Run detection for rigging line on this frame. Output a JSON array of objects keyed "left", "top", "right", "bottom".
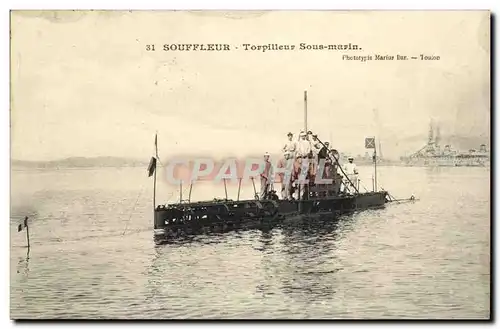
[
  {"left": 178, "top": 183, "right": 192, "bottom": 202},
  {"left": 314, "top": 135, "right": 359, "bottom": 194},
  {"left": 156, "top": 156, "right": 164, "bottom": 167},
  {"left": 359, "top": 181, "right": 369, "bottom": 192},
  {"left": 122, "top": 184, "right": 146, "bottom": 236},
  {"left": 380, "top": 187, "right": 400, "bottom": 203},
  {"left": 164, "top": 191, "right": 175, "bottom": 203}
]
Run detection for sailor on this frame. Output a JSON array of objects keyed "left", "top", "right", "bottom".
[
  {"left": 282, "top": 132, "right": 297, "bottom": 159},
  {"left": 343, "top": 157, "right": 358, "bottom": 193},
  {"left": 279, "top": 132, "right": 297, "bottom": 200},
  {"left": 305, "top": 133, "right": 321, "bottom": 181},
  {"left": 291, "top": 154, "right": 304, "bottom": 199},
  {"left": 329, "top": 149, "right": 343, "bottom": 192},
  {"left": 318, "top": 141, "right": 331, "bottom": 179},
  {"left": 297, "top": 131, "right": 312, "bottom": 159},
  {"left": 296, "top": 132, "right": 312, "bottom": 194},
  {"left": 311, "top": 133, "right": 322, "bottom": 158},
  {"left": 277, "top": 152, "right": 294, "bottom": 200},
  {"left": 260, "top": 152, "right": 273, "bottom": 199},
  {"left": 317, "top": 141, "right": 329, "bottom": 161}
]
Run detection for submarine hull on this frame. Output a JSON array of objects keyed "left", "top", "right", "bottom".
[{"left": 153, "top": 191, "right": 388, "bottom": 243}]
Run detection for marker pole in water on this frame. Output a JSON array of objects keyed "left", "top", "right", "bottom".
[{"left": 24, "top": 216, "right": 30, "bottom": 251}]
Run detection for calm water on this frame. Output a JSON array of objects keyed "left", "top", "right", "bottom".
[{"left": 10, "top": 166, "right": 490, "bottom": 319}]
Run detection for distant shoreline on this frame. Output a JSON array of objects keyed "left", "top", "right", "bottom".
[
  {"left": 10, "top": 156, "right": 149, "bottom": 169},
  {"left": 10, "top": 156, "right": 490, "bottom": 171}
]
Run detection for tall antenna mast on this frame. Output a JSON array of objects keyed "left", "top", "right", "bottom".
[
  {"left": 304, "top": 90, "right": 308, "bottom": 132},
  {"left": 428, "top": 119, "right": 434, "bottom": 145},
  {"left": 153, "top": 133, "right": 158, "bottom": 211},
  {"left": 435, "top": 123, "right": 441, "bottom": 147}
]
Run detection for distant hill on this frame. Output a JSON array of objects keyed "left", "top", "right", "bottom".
[{"left": 11, "top": 156, "right": 150, "bottom": 169}]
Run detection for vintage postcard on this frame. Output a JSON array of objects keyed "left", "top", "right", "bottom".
[{"left": 10, "top": 10, "right": 490, "bottom": 320}]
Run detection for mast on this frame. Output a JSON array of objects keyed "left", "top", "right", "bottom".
[
  {"left": 428, "top": 120, "right": 434, "bottom": 145},
  {"left": 303, "top": 90, "right": 308, "bottom": 203},
  {"left": 374, "top": 139, "right": 378, "bottom": 192},
  {"left": 427, "top": 119, "right": 435, "bottom": 154},
  {"left": 153, "top": 133, "right": 158, "bottom": 211},
  {"left": 304, "top": 90, "right": 308, "bottom": 132},
  {"left": 435, "top": 123, "right": 441, "bottom": 148}
]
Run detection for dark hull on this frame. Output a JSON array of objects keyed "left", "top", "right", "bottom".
[{"left": 153, "top": 191, "right": 388, "bottom": 243}]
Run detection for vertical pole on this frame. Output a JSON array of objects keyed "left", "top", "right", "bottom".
[
  {"left": 237, "top": 177, "right": 242, "bottom": 201},
  {"left": 180, "top": 180, "right": 182, "bottom": 203},
  {"left": 223, "top": 178, "right": 228, "bottom": 200},
  {"left": 374, "top": 139, "right": 378, "bottom": 192},
  {"left": 251, "top": 177, "right": 257, "bottom": 199},
  {"left": 24, "top": 216, "right": 30, "bottom": 250},
  {"left": 304, "top": 90, "right": 308, "bottom": 132},
  {"left": 188, "top": 182, "right": 193, "bottom": 202},
  {"left": 303, "top": 90, "right": 308, "bottom": 207},
  {"left": 298, "top": 183, "right": 302, "bottom": 212},
  {"left": 153, "top": 169, "right": 157, "bottom": 210},
  {"left": 26, "top": 225, "right": 30, "bottom": 250},
  {"left": 153, "top": 133, "right": 158, "bottom": 212}
]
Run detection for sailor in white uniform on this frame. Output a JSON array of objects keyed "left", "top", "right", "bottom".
[
  {"left": 260, "top": 152, "right": 273, "bottom": 199},
  {"left": 342, "top": 157, "right": 358, "bottom": 193},
  {"left": 307, "top": 132, "right": 321, "bottom": 158},
  {"left": 294, "top": 132, "right": 311, "bottom": 199},
  {"left": 297, "top": 131, "right": 312, "bottom": 158},
  {"left": 282, "top": 132, "right": 297, "bottom": 159}
]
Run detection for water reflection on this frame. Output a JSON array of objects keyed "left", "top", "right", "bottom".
[
  {"left": 145, "top": 246, "right": 163, "bottom": 303},
  {"left": 255, "top": 230, "right": 277, "bottom": 298},
  {"left": 256, "top": 215, "right": 360, "bottom": 309},
  {"left": 10, "top": 167, "right": 490, "bottom": 319},
  {"left": 16, "top": 252, "right": 30, "bottom": 278}
]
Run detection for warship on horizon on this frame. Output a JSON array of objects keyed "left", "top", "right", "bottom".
[{"left": 400, "top": 121, "right": 490, "bottom": 167}]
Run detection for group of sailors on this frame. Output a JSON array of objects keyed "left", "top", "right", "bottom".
[{"left": 259, "top": 131, "right": 359, "bottom": 200}]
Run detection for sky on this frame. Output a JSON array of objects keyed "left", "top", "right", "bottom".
[{"left": 10, "top": 10, "right": 490, "bottom": 161}]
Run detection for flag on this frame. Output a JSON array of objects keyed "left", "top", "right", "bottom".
[
  {"left": 147, "top": 157, "right": 157, "bottom": 177},
  {"left": 365, "top": 137, "right": 375, "bottom": 149},
  {"left": 24, "top": 216, "right": 28, "bottom": 228},
  {"left": 17, "top": 224, "right": 22, "bottom": 232}
]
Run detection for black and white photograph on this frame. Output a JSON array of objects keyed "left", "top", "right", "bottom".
[{"left": 9, "top": 10, "right": 491, "bottom": 320}]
